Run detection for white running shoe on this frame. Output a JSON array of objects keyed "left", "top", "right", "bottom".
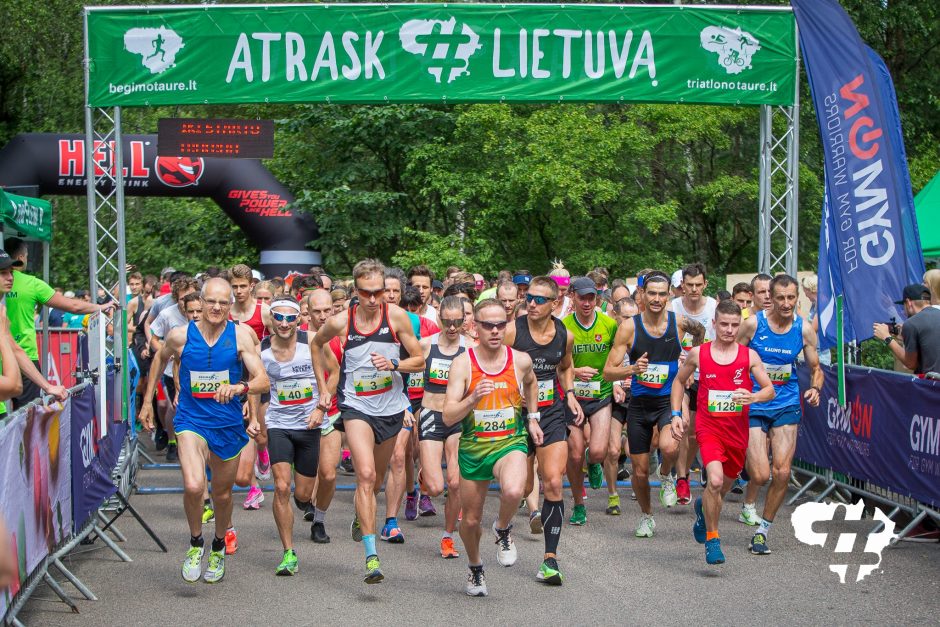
[
  {"left": 659, "top": 476, "right": 678, "bottom": 508},
  {"left": 739, "top": 503, "right": 761, "bottom": 526},
  {"left": 635, "top": 514, "right": 656, "bottom": 538},
  {"left": 466, "top": 567, "right": 488, "bottom": 597},
  {"left": 493, "top": 521, "right": 518, "bottom": 567}
]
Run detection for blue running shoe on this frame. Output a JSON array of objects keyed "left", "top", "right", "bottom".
[
  {"left": 705, "top": 538, "right": 725, "bottom": 565},
  {"left": 381, "top": 520, "right": 405, "bottom": 544},
  {"left": 749, "top": 532, "right": 771, "bottom": 555},
  {"left": 693, "top": 497, "right": 707, "bottom": 544}
]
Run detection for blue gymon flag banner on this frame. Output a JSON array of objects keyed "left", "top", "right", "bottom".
[{"left": 793, "top": 0, "right": 925, "bottom": 350}]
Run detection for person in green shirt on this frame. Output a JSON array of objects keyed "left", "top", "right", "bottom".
[
  {"left": 4, "top": 238, "right": 110, "bottom": 408},
  {"left": 0, "top": 250, "right": 25, "bottom": 415}
]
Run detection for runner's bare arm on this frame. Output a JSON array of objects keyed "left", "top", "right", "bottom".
[
  {"left": 677, "top": 314, "right": 706, "bottom": 345},
  {"left": 557, "top": 331, "right": 576, "bottom": 394},
  {"left": 801, "top": 320, "right": 823, "bottom": 406},
  {"left": 741, "top": 349, "right": 775, "bottom": 405},
  {"left": 502, "top": 320, "right": 516, "bottom": 347},
  {"left": 736, "top": 314, "right": 758, "bottom": 345},
  {"left": 442, "top": 353, "right": 479, "bottom": 426},
  {"left": 310, "top": 311, "right": 348, "bottom": 402},
  {"left": 669, "top": 347, "right": 700, "bottom": 440},
  {"left": 383, "top": 305, "right": 425, "bottom": 374},
  {"left": 138, "top": 326, "right": 185, "bottom": 431},
  {"left": 603, "top": 318, "right": 635, "bottom": 381},
  {"left": 0, "top": 317, "right": 22, "bottom": 401}
]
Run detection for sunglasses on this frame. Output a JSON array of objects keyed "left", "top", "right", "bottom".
[
  {"left": 441, "top": 317, "right": 464, "bottom": 329},
  {"left": 525, "top": 294, "right": 552, "bottom": 305},
  {"left": 272, "top": 312, "right": 299, "bottom": 323},
  {"left": 357, "top": 287, "right": 386, "bottom": 299},
  {"left": 474, "top": 319, "right": 509, "bottom": 331}
]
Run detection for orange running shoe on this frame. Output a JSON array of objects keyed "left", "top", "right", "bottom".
[
  {"left": 440, "top": 537, "right": 459, "bottom": 559},
  {"left": 224, "top": 528, "right": 238, "bottom": 555}
]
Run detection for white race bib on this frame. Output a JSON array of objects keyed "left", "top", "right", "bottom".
[
  {"left": 472, "top": 407, "right": 517, "bottom": 441},
  {"left": 707, "top": 390, "right": 743, "bottom": 416},
  {"left": 353, "top": 369, "right": 393, "bottom": 396},
  {"left": 637, "top": 363, "right": 670, "bottom": 389},
  {"left": 428, "top": 357, "right": 452, "bottom": 385},
  {"left": 574, "top": 380, "right": 601, "bottom": 400},
  {"left": 537, "top": 380, "right": 556, "bottom": 408},
  {"left": 765, "top": 364, "right": 792, "bottom": 385},
  {"left": 276, "top": 378, "right": 313, "bottom": 406},
  {"left": 190, "top": 370, "right": 228, "bottom": 399}
]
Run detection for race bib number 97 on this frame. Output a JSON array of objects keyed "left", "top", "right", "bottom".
[{"left": 190, "top": 370, "right": 228, "bottom": 399}]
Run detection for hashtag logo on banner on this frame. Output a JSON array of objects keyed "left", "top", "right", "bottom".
[
  {"left": 399, "top": 17, "right": 482, "bottom": 84},
  {"left": 415, "top": 23, "right": 473, "bottom": 79},
  {"left": 791, "top": 500, "right": 896, "bottom": 583}
]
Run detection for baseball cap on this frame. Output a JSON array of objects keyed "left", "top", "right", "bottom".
[
  {"left": 0, "top": 250, "right": 23, "bottom": 270},
  {"left": 432, "top": 279, "right": 443, "bottom": 289},
  {"left": 895, "top": 284, "right": 930, "bottom": 304},
  {"left": 570, "top": 276, "right": 598, "bottom": 296},
  {"left": 251, "top": 269, "right": 264, "bottom": 281},
  {"left": 671, "top": 269, "right": 683, "bottom": 288},
  {"left": 512, "top": 273, "right": 532, "bottom": 286}
]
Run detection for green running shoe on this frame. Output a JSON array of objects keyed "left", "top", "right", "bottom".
[
  {"left": 364, "top": 554, "right": 384, "bottom": 584},
  {"left": 203, "top": 549, "right": 225, "bottom": 584},
  {"left": 536, "top": 558, "right": 563, "bottom": 586},
  {"left": 588, "top": 463, "right": 604, "bottom": 489},
  {"left": 181, "top": 545, "right": 204, "bottom": 583},
  {"left": 201, "top": 504, "right": 215, "bottom": 524},
  {"left": 350, "top": 515, "right": 363, "bottom": 542},
  {"left": 276, "top": 549, "right": 298, "bottom": 576},
  {"left": 569, "top": 504, "right": 587, "bottom": 526}
]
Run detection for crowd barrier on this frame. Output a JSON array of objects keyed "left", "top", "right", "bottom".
[
  {"left": 1, "top": 375, "right": 136, "bottom": 626},
  {"left": 793, "top": 365, "right": 940, "bottom": 542}
]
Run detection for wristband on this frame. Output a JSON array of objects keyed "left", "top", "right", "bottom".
[
  {"left": 565, "top": 389, "right": 575, "bottom": 397},
  {"left": 671, "top": 410, "right": 682, "bottom": 418},
  {"left": 527, "top": 412, "right": 541, "bottom": 423}
]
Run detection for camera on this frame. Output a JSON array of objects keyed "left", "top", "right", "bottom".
[{"left": 882, "top": 317, "right": 901, "bottom": 336}]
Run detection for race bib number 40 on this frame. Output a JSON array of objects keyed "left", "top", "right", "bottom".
[
  {"left": 637, "top": 363, "right": 670, "bottom": 389},
  {"left": 574, "top": 380, "right": 601, "bottom": 400},
  {"left": 276, "top": 378, "right": 313, "bottom": 406},
  {"left": 537, "top": 380, "right": 556, "bottom": 408},
  {"left": 428, "top": 358, "right": 452, "bottom": 386},
  {"left": 190, "top": 370, "right": 228, "bottom": 399},
  {"left": 707, "top": 390, "right": 743, "bottom": 417},
  {"left": 473, "top": 407, "right": 517, "bottom": 441},
  {"left": 354, "top": 369, "right": 393, "bottom": 397},
  {"left": 765, "top": 364, "right": 792, "bottom": 385}
]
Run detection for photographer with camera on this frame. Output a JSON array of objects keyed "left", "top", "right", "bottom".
[{"left": 873, "top": 280, "right": 939, "bottom": 376}]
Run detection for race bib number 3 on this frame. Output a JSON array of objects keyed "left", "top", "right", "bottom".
[
  {"left": 765, "top": 364, "right": 792, "bottom": 385},
  {"left": 473, "top": 407, "right": 517, "bottom": 441},
  {"left": 707, "top": 390, "right": 743, "bottom": 417},
  {"left": 354, "top": 370, "right": 393, "bottom": 397},
  {"left": 428, "top": 358, "right": 452, "bottom": 386},
  {"left": 574, "top": 380, "right": 601, "bottom": 400},
  {"left": 537, "top": 380, "right": 556, "bottom": 408},
  {"left": 637, "top": 363, "right": 670, "bottom": 389},
  {"left": 190, "top": 370, "right": 228, "bottom": 399},
  {"left": 276, "top": 378, "right": 313, "bottom": 406}
]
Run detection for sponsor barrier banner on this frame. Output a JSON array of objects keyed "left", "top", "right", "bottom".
[
  {"left": 793, "top": 0, "right": 925, "bottom": 349},
  {"left": 86, "top": 4, "right": 796, "bottom": 107},
  {"left": 0, "top": 403, "right": 72, "bottom": 616},
  {"left": 70, "top": 384, "right": 126, "bottom": 530},
  {"left": 796, "top": 366, "right": 940, "bottom": 509}
]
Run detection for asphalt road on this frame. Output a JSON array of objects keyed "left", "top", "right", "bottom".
[{"left": 18, "top": 453, "right": 940, "bottom": 626}]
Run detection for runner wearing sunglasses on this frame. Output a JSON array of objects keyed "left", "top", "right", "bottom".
[
  {"left": 503, "top": 276, "right": 582, "bottom": 585},
  {"left": 444, "top": 298, "right": 540, "bottom": 596}
]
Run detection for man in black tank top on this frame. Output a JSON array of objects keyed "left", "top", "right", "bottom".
[
  {"left": 503, "top": 276, "right": 582, "bottom": 586},
  {"left": 603, "top": 272, "right": 704, "bottom": 538}
]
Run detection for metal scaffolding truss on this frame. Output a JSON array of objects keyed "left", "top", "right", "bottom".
[{"left": 758, "top": 104, "right": 800, "bottom": 277}]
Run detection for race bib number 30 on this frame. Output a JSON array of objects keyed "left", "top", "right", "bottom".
[
  {"left": 765, "top": 364, "right": 792, "bottom": 385},
  {"left": 276, "top": 378, "right": 313, "bottom": 406},
  {"left": 190, "top": 370, "right": 228, "bottom": 399},
  {"left": 428, "top": 358, "right": 452, "bottom": 386},
  {"left": 473, "top": 407, "right": 517, "bottom": 441},
  {"left": 574, "top": 380, "right": 601, "bottom": 400},
  {"left": 707, "top": 390, "right": 743, "bottom": 417},
  {"left": 354, "top": 370, "right": 393, "bottom": 397},
  {"left": 537, "top": 380, "right": 556, "bottom": 408},
  {"left": 637, "top": 363, "right": 670, "bottom": 389}
]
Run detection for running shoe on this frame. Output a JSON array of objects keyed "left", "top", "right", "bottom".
[
  {"left": 339, "top": 454, "right": 354, "bottom": 475},
  {"left": 364, "top": 555, "right": 384, "bottom": 584},
  {"left": 693, "top": 497, "right": 707, "bottom": 544},
  {"left": 303, "top": 503, "right": 315, "bottom": 522},
  {"left": 700, "top": 466, "right": 708, "bottom": 489},
  {"left": 731, "top": 477, "right": 747, "bottom": 494},
  {"left": 536, "top": 557, "right": 563, "bottom": 586},
  {"left": 275, "top": 549, "right": 298, "bottom": 576},
  {"left": 659, "top": 476, "right": 678, "bottom": 508},
  {"left": 404, "top": 493, "right": 418, "bottom": 521},
  {"left": 529, "top": 510, "right": 543, "bottom": 534},
  {"left": 749, "top": 532, "right": 771, "bottom": 555},
  {"left": 165, "top": 443, "right": 178, "bottom": 462},
  {"left": 617, "top": 460, "right": 631, "bottom": 481},
  {"left": 739, "top": 503, "right": 761, "bottom": 526},
  {"left": 705, "top": 538, "right": 725, "bottom": 565},
  {"left": 492, "top": 521, "right": 517, "bottom": 567},
  {"left": 676, "top": 477, "right": 692, "bottom": 505},
  {"left": 440, "top": 537, "right": 459, "bottom": 559},
  {"left": 255, "top": 448, "right": 272, "bottom": 481},
  {"left": 418, "top": 494, "right": 437, "bottom": 517},
  {"left": 635, "top": 514, "right": 656, "bottom": 538},
  {"left": 154, "top": 429, "right": 168, "bottom": 452},
  {"left": 381, "top": 520, "right": 405, "bottom": 544},
  {"left": 224, "top": 528, "right": 238, "bottom": 555},
  {"left": 201, "top": 503, "right": 215, "bottom": 524},
  {"left": 569, "top": 504, "right": 587, "bottom": 526},
  {"left": 466, "top": 567, "right": 487, "bottom": 597},
  {"left": 350, "top": 515, "right": 363, "bottom": 542},
  {"left": 630, "top": 491, "right": 637, "bottom": 501},
  {"left": 606, "top": 494, "right": 621, "bottom": 516},
  {"left": 203, "top": 549, "right": 225, "bottom": 583},
  {"left": 181, "top": 545, "right": 204, "bottom": 583},
  {"left": 588, "top": 463, "right": 604, "bottom": 489},
  {"left": 243, "top": 485, "right": 264, "bottom": 510},
  {"left": 311, "top": 522, "right": 330, "bottom": 544}
]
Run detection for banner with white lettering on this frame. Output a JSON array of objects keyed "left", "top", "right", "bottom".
[
  {"left": 793, "top": 0, "right": 925, "bottom": 349},
  {"left": 86, "top": 4, "right": 796, "bottom": 107},
  {"left": 70, "top": 384, "right": 125, "bottom": 530},
  {"left": 796, "top": 366, "right": 940, "bottom": 509}
]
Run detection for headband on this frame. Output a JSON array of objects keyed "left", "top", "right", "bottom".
[
  {"left": 270, "top": 298, "right": 301, "bottom": 314},
  {"left": 551, "top": 276, "right": 571, "bottom": 288}
]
